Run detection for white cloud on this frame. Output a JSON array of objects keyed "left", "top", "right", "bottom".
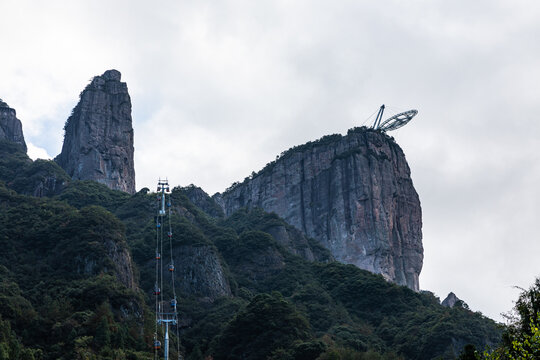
[{"left": 26, "top": 141, "right": 52, "bottom": 160}]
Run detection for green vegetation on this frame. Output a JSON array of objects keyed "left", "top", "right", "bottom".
[
  {"left": 0, "top": 140, "right": 71, "bottom": 197},
  {"left": 0, "top": 140, "right": 32, "bottom": 183},
  {"left": 223, "top": 133, "right": 345, "bottom": 193},
  {"left": 0, "top": 182, "right": 153, "bottom": 359},
  {"left": 451, "top": 279, "right": 540, "bottom": 359},
  {"left": 477, "top": 279, "right": 540, "bottom": 359},
  {"left": 222, "top": 126, "right": 397, "bottom": 194},
  {"left": 0, "top": 143, "right": 506, "bottom": 359},
  {"left": 56, "top": 180, "right": 131, "bottom": 212},
  {"left": 212, "top": 292, "right": 311, "bottom": 360},
  {"left": 178, "top": 185, "right": 224, "bottom": 218},
  {"left": 221, "top": 207, "right": 332, "bottom": 262}
]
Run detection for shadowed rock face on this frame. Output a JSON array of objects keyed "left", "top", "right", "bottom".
[
  {"left": 55, "top": 70, "right": 135, "bottom": 193},
  {"left": 215, "top": 128, "right": 423, "bottom": 291},
  {"left": 0, "top": 100, "right": 27, "bottom": 152},
  {"left": 171, "top": 245, "right": 232, "bottom": 301},
  {"left": 180, "top": 184, "right": 225, "bottom": 218},
  {"left": 105, "top": 237, "right": 136, "bottom": 290}
]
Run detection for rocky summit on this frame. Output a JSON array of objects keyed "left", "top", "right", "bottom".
[
  {"left": 55, "top": 70, "right": 136, "bottom": 193},
  {"left": 0, "top": 99, "right": 27, "bottom": 152},
  {"left": 441, "top": 292, "right": 467, "bottom": 308},
  {"left": 215, "top": 127, "right": 423, "bottom": 291}
]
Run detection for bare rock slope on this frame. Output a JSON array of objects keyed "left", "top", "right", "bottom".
[
  {"left": 215, "top": 127, "right": 423, "bottom": 291},
  {"left": 55, "top": 70, "right": 135, "bottom": 193}
]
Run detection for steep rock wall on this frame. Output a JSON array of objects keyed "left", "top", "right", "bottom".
[
  {"left": 55, "top": 70, "right": 135, "bottom": 193},
  {"left": 0, "top": 99, "right": 27, "bottom": 152},
  {"left": 216, "top": 128, "right": 423, "bottom": 291}
]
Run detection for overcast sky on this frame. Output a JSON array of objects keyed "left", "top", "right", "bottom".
[{"left": 2, "top": 0, "right": 539, "bottom": 322}]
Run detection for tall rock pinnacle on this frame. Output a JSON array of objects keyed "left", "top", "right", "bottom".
[
  {"left": 215, "top": 127, "right": 423, "bottom": 291},
  {"left": 0, "top": 99, "right": 27, "bottom": 152},
  {"left": 55, "top": 70, "right": 135, "bottom": 193}
]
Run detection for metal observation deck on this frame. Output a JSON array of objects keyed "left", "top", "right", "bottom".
[{"left": 371, "top": 104, "right": 418, "bottom": 132}]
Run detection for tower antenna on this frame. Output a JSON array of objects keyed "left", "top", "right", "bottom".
[{"left": 153, "top": 179, "right": 182, "bottom": 360}]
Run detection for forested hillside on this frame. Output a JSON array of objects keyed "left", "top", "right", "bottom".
[{"left": 0, "top": 142, "right": 502, "bottom": 359}]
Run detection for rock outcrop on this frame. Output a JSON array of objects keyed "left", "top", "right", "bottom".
[
  {"left": 441, "top": 292, "right": 468, "bottom": 309},
  {"left": 55, "top": 70, "right": 135, "bottom": 193},
  {"left": 224, "top": 207, "right": 333, "bottom": 263},
  {"left": 0, "top": 137, "right": 70, "bottom": 197},
  {"left": 180, "top": 184, "right": 225, "bottom": 218},
  {"left": 18, "top": 160, "right": 70, "bottom": 197},
  {"left": 442, "top": 292, "right": 459, "bottom": 308},
  {"left": 265, "top": 221, "right": 330, "bottom": 262},
  {"left": 0, "top": 99, "right": 27, "bottom": 152},
  {"left": 171, "top": 245, "right": 232, "bottom": 301},
  {"left": 215, "top": 127, "right": 423, "bottom": 291},
  {"left": 105, "top": 237, "right": 136, "bottom": 290},
  {"left": 67, "top": 207, "right": 136, "bottom": 290}
]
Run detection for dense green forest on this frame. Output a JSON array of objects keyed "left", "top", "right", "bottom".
[{"left": 0, "top": 140, "right": 517, "bottom": 359}]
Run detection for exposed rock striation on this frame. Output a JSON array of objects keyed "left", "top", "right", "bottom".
[
  {"left": 55, "top": 70, "right": 135, "bottom": 193},
  {"left": 0, "top": 99, "right": 27, "bottom": 152},
  {"left": 215, "top": 127, "right": 423, "bottom": 291}
]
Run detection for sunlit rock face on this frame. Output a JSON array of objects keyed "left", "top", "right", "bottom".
[
  {"left": 215, "top": 128, "right": 423, "bottom": 291},
  {"left": 55, "top": 69, "right": 135, "bottom": 194},
  {"left": 0, "top": 99, "right": 27, "bottom": 152}
]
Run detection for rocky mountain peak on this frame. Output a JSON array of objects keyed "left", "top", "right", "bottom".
[
  {"left": 441, "top": 292, "right": 469, "bottom": 308},
  {"left": 102, "top": 69, "right": 121, "bottom": 81},
  {"left": 216, "top": 127, "right": 423, "bottom": 291},
  {"left": 55, "top": 70, "right": 136, "bottom": 193},
  {"left": 0, "top": 99, "right": 27, "bottom": 152}
]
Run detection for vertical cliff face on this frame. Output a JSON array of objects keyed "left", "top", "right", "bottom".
[
  {"left": 216, "top": 127, "right": 423, "bottom": 291},
  {"left": 0, "top": 99, "right": 27, "bottom": 152},
  {"left": 55, "top": 70, "right": 135, "bottom": 193}
]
